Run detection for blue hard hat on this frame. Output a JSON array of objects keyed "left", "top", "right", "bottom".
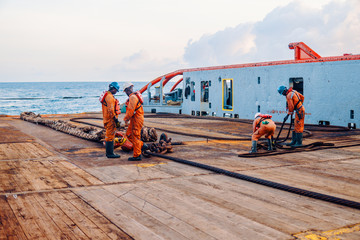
[
  {"left": 277, "top": 86, "right": 287, "bottom": 95},
  {"left": 109, "top": 82, "right": 120, "bottom": 91}
]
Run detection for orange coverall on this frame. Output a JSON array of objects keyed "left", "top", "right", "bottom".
[
  {"left": 124, "top": 93, "right": 144, "bottom": 157},
  {"left": 252, "top": 118, "right": 276, "bottom": 141},
  {"left": 102, "top": 91, "right": 118, "bottom": 142},
  {"left": 286, "top": 90, "right": 305, "bottom": 133}
]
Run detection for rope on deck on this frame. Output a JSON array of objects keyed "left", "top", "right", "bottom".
[
  {"left": 20, "top": 112, "right": 104, "bottom": 142},
  {"left": 148, "top": 151, "right": 360, "bottom": 210}
]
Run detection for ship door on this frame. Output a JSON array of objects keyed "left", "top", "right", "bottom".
[
  {"left": 289, "top": 77, "right": 303, "bottom": 95},
  {"left": 222, "top": 79, "right": 233, "bottom": 111},
  {"left": 200, "top": 81, "right": 210, "bottom": 116}
]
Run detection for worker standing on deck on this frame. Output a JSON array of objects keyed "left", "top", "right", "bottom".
[
  {"left": 278, "top": 86, "right": 305, "bottom": 147},
  {"left": 123, "top": 83, "right": 147, "bottom": 161},
  {"left": 100, "top": 82, "right": 121, "bottom": 158},
  {"left": 250, "top": 113, "right": 276, "bottom": 153}
]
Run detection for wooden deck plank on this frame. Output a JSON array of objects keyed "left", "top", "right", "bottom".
[
  {"left": 126, "top": 180, "right": 288, "bottom": 240},
  {"left": 240, "top": 163, "right": 360, "bottom": 201},
  {"left": 0, "top": 159, "right": 103, "bottom": 194},
  {"left": 101, "top": 181, "right": 280, "bottom": 239},
  {"left": 157, "top": 175, "right": 307, "bottom": 234},
  {"left": 47, "top": 191, "right": 113, "bottom": 239},
  {"left": 86, "top": 161, "right": 211, "bottom": 185},
  {"left": 0, "top": 143, "right": 53, "bottom": 161},
  {"left": 201, "top": 174, "right": 360, "bottom": 223},
  {"left": 0, "top": 195, "right": 27, "bottom": 240},
  {"left": 82, "top": 188, "right": 191, "bottom": 239},
  {"left": 41, "top": 160, "right": 102, "bottom": 188},
  {"left": 23, "top": 193, "right": 66, "bottom": 240},
  {"left": 34, "top": 192, "right": 87, "bottom": 240},
  {"left": 57, "top": 160, "right": 103, "bottom": 186},
  {"left": 20, "top": 161, "right": 57, "bottom": 191},
  {"left": 162, "top": 174, "right": 356, "bottom": 234},
  {"left": 86, "top": 163, "right": 175, "bottom": 184},
  {"left": 7, "top": 194, "right": 48, "bottom": 239},
  {"left": 64, "top": 191, "right": 132, "bottom": 240},
  {"left": 37, "top": 160, "right": 74, "bottom": 189},
  {"left": 2, "top": 115, "right": 360, "bottom": 239},
  {"left": 0, "top": 161, "right": 18, "bottom": 193},
  {"left": 8, "top": 161, "right": 34, "bottom": 193},
  {"left": 103, "top": 184, "right": 217, "bottom": 240},
  {"left": 75, "top": 188, "right": 167, "bottom": 240}
]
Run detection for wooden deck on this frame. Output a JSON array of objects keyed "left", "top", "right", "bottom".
[{"left": 1, "top": 113, "right": 360, "bottom": 239}]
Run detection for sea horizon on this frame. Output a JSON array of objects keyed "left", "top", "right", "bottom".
[{"left": 0, "top": 81, "right": 175, "bottom": 115}]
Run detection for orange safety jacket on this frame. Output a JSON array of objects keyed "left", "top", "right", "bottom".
[
  {"left": 124, "top": 92, "right": 144, "bottom": 121},
  {"left": 254, "top": 114, "right": 272, "bottom": 131},
  {"left": 124, "top": 92, "right": 144, "bottom": 157},
  {"left": 286, "top": 88, "right": 304, "bottom": 117},
  {"left": 101, "top": 91, "right": 120, "bottom": 124}
]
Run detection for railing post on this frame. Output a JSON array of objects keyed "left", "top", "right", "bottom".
[
  {"left": 160, "top": 76, "right": 165, "bottom": 105},
  {"left": 147, "top": 82, "right": 152, "bottom": 105}
]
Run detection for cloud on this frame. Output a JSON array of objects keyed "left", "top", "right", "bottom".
[
  {"left": 183, "top": 24, "right": 256, "bottom": 67},
  {"left": 102, "top": 50, "right": 183, "bottom": 82},
  {"left": 183, "top": 0, "right": 360, "bottom": 67}
]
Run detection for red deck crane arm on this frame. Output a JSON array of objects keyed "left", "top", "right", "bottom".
[{"left": 288, "top": 42, "right": 321, "bottom": 60}]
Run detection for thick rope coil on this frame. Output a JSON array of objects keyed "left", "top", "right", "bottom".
[{"left": 20, "top": 112, "right": 104, "bottom": 142}]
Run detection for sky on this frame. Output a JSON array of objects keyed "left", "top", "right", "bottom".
[{"left": 0, "top": 0, "right": 359, "bottom": 82}]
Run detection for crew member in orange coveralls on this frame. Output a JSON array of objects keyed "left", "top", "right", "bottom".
[
  {"left": 100, "top": 82, "right": 121, "bottom": 158},
  {"left": 123, "top": 83, "right": 147, "bottom": 161},
  {"left": 278, "top": 85, "right": 305, "bottom": 147},
  {"left": 250, "top": 113, "right": 276, "bottom": 153}
]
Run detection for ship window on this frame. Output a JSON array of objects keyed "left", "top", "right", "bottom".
[
  {"left": 201, "top": 81, "right": 209, "bottom": 102},
  {"left": 289, "top": 77, "right": 304, "bottom": 95},
  {"left": 190, "top": 81, "right": 195, "bottom": 101},
  {"left": 184, "top": 77, "right": 191, "bottom": 99},
  {"left": 258, "top": 77, "right": 260, "bottom": 84},
  {"left": 258, "top": 105, "right": 260, "bottom": 112},
  {"left": 350, "top": 110, "right": 354, "bottom": 119},
  {"left": 222, "top": 79, "right": 233, "bottom": 111}
]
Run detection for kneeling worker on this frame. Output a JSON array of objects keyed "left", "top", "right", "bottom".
[
  {"left": 123, "top": 82, "right": 146, "bottom": 161},
  {"left": 250, "top": 113, "right": 276, "bottom": 153},
  {"left": 100, "top": 82, "right": 121, "bottom": 158}
]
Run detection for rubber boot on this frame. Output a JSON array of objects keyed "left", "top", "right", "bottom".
[
  {"left": 128, "top": 155, "right": 142, "bottom": 161},
  {"left": 249, "top": 140, "right": 257, "bottom": 153},
  {"left": 267, "top": 139, "right": 273, "bottom": 151},
  {"left": 286, "top": 131, "right": 296, "bottom": 146},
  {"left": 292, "top": 133, "right": 303, "bottom": 147},
  {"left": 105, "top": 141, "right": 120, "bottom": 158}
]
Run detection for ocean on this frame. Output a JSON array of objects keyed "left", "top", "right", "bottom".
[{"left": 0, "top": 82, "right": 174, "bottom": 115}]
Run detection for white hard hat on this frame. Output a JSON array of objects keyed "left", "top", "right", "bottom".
[
  {"left": 254, "top": 112, "right": 261, "bottom": 119},
  {"left": 123, "top": 82, "right": 134, "bottom": 92}
]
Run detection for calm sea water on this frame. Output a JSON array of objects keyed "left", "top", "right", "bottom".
[{"left": 0, "top": 82, "right": 174, "bottom": 115}]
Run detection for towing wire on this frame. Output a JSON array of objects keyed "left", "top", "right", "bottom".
[
  {"left": 69, "top": 116, "right": 360, "bottom": 210},
  {"left": 147, "top": 151, "right": 360, "bottom": 210},
  {"left": 274, "top": 114, "right": 293, "bottom": 145}
]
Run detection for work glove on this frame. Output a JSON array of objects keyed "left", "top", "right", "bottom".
[
  {"left": 114, "top": 118, "right": 121, "bottom": 128},
  {"left": 284, "top": 114, "right": 289, "bottom": 122}
]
